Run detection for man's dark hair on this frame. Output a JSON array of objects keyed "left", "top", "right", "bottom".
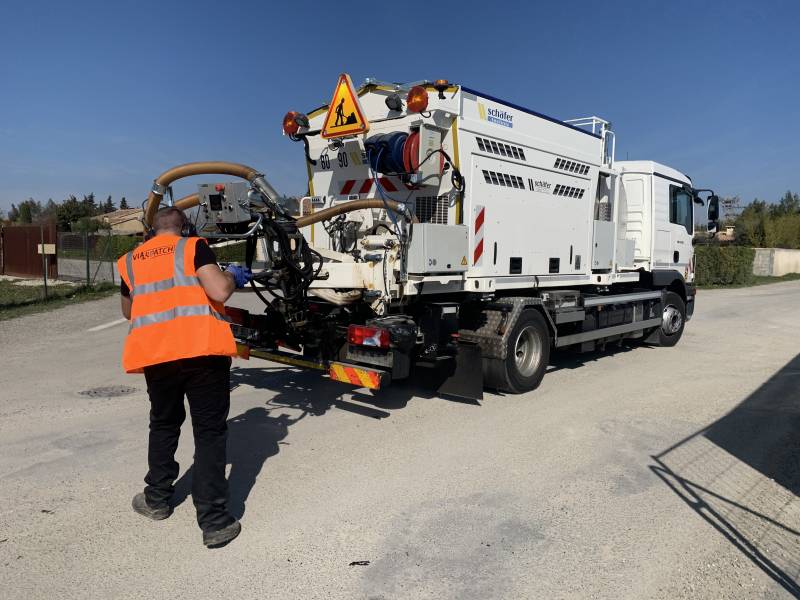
[{"left": 153, "top": 207, "right": 187, "bottom": 233}]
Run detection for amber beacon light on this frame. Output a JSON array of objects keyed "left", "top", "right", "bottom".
[
  {"left": 406, "top": 86, "right": 429, "bottom": 113},
  {"left": 282, "top": 111, "right": 309, "bottom": 136}
]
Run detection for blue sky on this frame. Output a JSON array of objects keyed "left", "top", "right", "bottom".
[{"left": 1, "top": 0, "right": 798, "bottom": 213}]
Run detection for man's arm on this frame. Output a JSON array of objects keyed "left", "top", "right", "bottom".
[
  {"left": 193, "top": 240, "right": 237, "bottom": 303},
  {"left": 121, "top": 294, "right": 132, "bottom": 319},
  {"left": 120, "top": 280, "right": 132, "bottom": 319},
  {"left": 197, "top": 265, "right": 237, "bottom": 303}
]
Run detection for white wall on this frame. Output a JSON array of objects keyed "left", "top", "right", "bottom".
[{"left": 752, "top": 248, "right": 800, "bottom": 276}]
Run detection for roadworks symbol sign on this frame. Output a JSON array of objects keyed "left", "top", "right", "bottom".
[
  {"left": 321, "top": 73, "right": 370, "bottom": 139},
  {"left": 461, "top": 256, "right": 468, "bottom": 266}
]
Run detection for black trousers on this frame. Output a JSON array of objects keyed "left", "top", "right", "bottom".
[{"left": 143, "top": 355, "right": 234, "bottom": 532}]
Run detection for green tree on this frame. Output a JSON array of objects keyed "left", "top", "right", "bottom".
[
  {"left": 42, "top": 199, "right": 58, "bottom": 222},
  {"left": 82, "top": 193, "right": 97, "bottom": 215},
  {"left": 56, "top": 195, "right": 91, "bottom": 231},
  {"left": 8, "top": 204, "right": 19, "bottom": 222},
  {"left": 735, "top": 192, "right": 800, "bottom": 249},
  {"left": 770, "top": 190, "right": 800, "bottom": 217},
  {"left": 103, "top": 195, "right": 115, "bottom": 213},
  {"left": 735, "top": 199, "right": 768, "bottom": 247},
  {"left": 119, "top": 197, "right": 129, "bottom": 210},
  {"left": 17, "top": 201, "right": 33, "bottom": 223}
]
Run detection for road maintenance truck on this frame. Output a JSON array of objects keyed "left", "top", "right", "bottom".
[{"left": 142, "top": 75, "right": 719, "bottom": 399}]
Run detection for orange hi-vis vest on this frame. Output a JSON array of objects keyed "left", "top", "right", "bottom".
[{"left": 117, "top": 235, "right": 237, "bottom": 373}]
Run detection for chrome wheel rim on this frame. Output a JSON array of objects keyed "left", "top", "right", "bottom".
[
  {"left": 662, "top": 305, "right": 683, "bottom": 335},
  {"left": 514, "top": 326, "right": 542, "bottom": 378}
]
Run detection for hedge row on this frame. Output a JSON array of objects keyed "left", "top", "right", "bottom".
[{"left": 694, "top": 245, "right": 755, "bottom": 286}]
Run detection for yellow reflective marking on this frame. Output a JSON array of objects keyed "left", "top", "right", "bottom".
[
  {"left": 331, "top": 364, "right": 349, "bottom": 382},
  {"left": 248, "top": 349, "right": 326, "bottom": 371},
  {"left": 355, "top": 368, "right": 375, "bottom": 388},
  {"left": 450, "top": 118, "right": 462, "bottom": 224}
]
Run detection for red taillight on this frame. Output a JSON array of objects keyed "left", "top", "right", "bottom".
[
  {"left": 406, "top": 86, "right": 429, "bottom": 113},
  {"left": 283, "top": 111, "right": 309, "bottom": 136},
  {"left": 347, "top": 324, "right": 390, "bottom": 349}
]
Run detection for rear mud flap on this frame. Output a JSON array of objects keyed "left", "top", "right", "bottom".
[{"left": 437, "top": 342, "right": 484, "bottom": 402}]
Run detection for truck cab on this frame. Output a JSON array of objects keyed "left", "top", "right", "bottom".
[{"left": 617, "top": 160, "right": 695, "bottom": 283}]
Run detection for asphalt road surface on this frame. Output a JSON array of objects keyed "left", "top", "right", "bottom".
[{"left": 1, "top": 282, "right": 798, "bottom": 599}]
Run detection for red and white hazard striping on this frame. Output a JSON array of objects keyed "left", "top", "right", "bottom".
[
  {"left": 339, "top": 177, "right": 398, "bottom": 195},
  {"left": 473, "top": 205, "right": 485, "bottom": 266}
]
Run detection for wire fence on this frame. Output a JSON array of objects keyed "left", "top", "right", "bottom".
[
  {"left": 55, "top": 233, "right": 246, "bottom": 285},
  {"left": 57, "top": 231, "right": 140, "bottom": 285}
]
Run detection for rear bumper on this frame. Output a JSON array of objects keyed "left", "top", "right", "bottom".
[
  {"left": 329, "top": 361, "right": 389, "bottom": 390},
  {"left": 236, "top": 343, "right": 389, "bottom": 390}
]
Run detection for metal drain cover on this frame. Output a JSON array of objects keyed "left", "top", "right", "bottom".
[{"left": 78, "top": 385, "right": 138, "bottom": 398}]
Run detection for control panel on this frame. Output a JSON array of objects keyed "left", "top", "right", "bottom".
[{"left": 197, "top": 181, "right": 252, "bottom": 233}]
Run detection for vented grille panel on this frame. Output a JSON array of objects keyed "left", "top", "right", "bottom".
[
  {"left": 476, "top": 136, "right": 527, "bottom": 161},
  {"left": 414, "top": 195, "right": 449, "bottom": 224},
  {"left": 482, "top": 170, "right": 525, "bottom": 189},
  {"left": 554, "top": 157, "right": 590, "bottom": 175},
  {"left": 553, "top": 184, "right": 586, "bottom": 198}
]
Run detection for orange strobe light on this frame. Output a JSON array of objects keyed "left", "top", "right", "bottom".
[
  {"left": 282, "top": 111, "right": 309, "bottom": 136},
  {"left": 406, "top": 86, "right": 429, "bottom": 113}
]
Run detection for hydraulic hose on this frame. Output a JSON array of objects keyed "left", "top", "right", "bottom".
[
  {"left": 295, "top": 199, "right": 413, "bottom": 228},
  {"left": 171, "top": 194, "right": 414, "bottom": 230},
  {"left": 144, "top": 161, "right": 276, "bottom": 226},
  {"left": 144, "top": 163, "right": 412, "bottom": 229},
  {"left": 174, "top": 193, "right": 200, "bottom": 211}
]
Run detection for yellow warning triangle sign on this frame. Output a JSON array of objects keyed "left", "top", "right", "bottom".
[{"left": 321, "top": 74, "right": 370, "bottom": 139}]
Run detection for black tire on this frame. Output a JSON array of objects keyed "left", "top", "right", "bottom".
[
  {"left": 655, "top": 291, "right": 686, "bottom": 347},
  {"left": 484, "top": 309, "right": 551, "bottom": 393}
]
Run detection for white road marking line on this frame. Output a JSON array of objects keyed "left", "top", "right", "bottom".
[{"left": 87, "top": 318, "right": 128, "bottom": 332}]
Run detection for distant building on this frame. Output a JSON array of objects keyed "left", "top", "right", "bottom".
[
  {"left": 716, "top": 225, "right": 736, "bottom": 242},
  {"left": 94, "top": 208, "right": 144, "bottom": 233}
]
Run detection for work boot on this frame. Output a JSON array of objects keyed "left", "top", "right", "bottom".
[
  {"left": 131, "top": 492, "right": 172, "bottom": 521},
  {"left": 203, "top": 519, "right": 241, "bottom": 548}
]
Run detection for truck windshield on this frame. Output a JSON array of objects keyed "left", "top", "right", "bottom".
[{"left": 669, "top": 185, "right": 693, "bottom": 234}]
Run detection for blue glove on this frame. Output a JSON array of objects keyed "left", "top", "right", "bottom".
[{"left": 225, "top": 264, "right": 252, "bottom": 288}]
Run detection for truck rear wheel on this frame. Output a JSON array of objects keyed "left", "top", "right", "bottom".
[
  {"left": 484, "top": 309, "right": 551, "bottom": 394},
  {"left": 655, "top": 291, "right": 686, "bottom": 347}
]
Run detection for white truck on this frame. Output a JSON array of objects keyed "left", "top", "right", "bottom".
[{"left": 152, "top": 76, "right": 719, "bottom": 399}]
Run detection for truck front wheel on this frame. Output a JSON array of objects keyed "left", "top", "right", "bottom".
[
  {"left": 655, "top": 291, "right": 686, "bottom": 347},
  {"left": 484, "top": 309, "right": 551, "bottom": 394}
]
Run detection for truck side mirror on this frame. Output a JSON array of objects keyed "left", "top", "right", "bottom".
[{"left": 707, "top": 195, "right": 720, "bottom": 233}]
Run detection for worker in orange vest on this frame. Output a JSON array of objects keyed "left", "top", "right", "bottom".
[{"left": 117, "top": 206, "right": 251, "bottom": 548}]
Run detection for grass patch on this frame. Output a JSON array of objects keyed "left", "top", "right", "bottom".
[
  {"left": 697, "top": 272, "right": 800, "bottom": 289},
  {"left": 210, "top": 241, "right": 247, "bottom": 262},
  {"left": 0, "top": 280, "right": 118, "bottom": 321}
]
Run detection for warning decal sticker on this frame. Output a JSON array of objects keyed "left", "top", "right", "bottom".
[{"left": 321, "top": 73, "right": 370, "bottom": 139}]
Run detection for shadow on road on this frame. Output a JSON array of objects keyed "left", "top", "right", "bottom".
[
  {"left": 651, "top": 352, "right": 800, "bottom": 597},
  {"left": 171, "top": 364, "right": 467, "bottom": 519},
  {"left": 171, "top": 341, "right": 662, "bottom": 521},
  {"left": 546, "top": 340, "right": 645, "bottom": 374}
]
